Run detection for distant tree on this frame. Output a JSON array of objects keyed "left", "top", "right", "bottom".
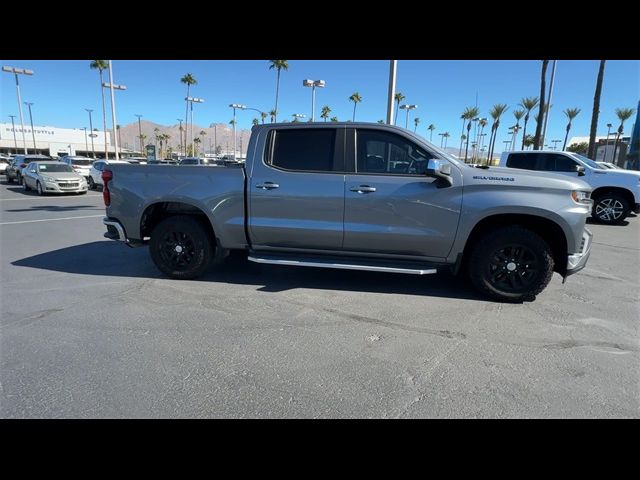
[
  {"left": 320, "top": 105, "right": 331, "bottom": 122},
  {"left": 612, "top": 107, "right": 636, "bottom": 164},
  {"left": 562, "top": 107, "right": 582, "bottom": 150},
  {"left": 180, "top": 73, "right": 197, "bottom": 153},
  {"left": 269, "top": 109, "right": 277, "bottom": 123},
  {"left": 394, "top": 92, "right": 405, "bottom": 125},
  {"left": 330, "top": 116, "right": 339, "bottom": 122},
  {"left": 260, "top": 111, "right": 268, "bottom": 124},
  {"left": 511, "top": 109, "right": 525, "bottom": 150},
  {"left": 487, "top": 104, "right": 509, "bottom": 163},
  {"left": 90, "top": 60, "right": 109, "bottom": 158},
  {"left": 427, "top": 124, "right": 436, "bottom": 142},
  {"left": 523, "top": 134, "right": 535, "bottom": 149},
  {"left": 349, "top": 92, "right": 362, "bottom": 121},
  {"left": 519, "top": 96, "right": 539, "bottom": 149},
  {"left": 462, "top": 106, "right": 480, "bottom": 162},
  {"left": 414, "top": 117, "right": 421, "bottom": 133},
  {"left": 377, "top": 120, "right": 385, "bottom": 124},
  {"left": 193, "top": 137, "right": 201, "bottom": 156},
  {"left": 252, "top": 118, "right": 260, "bottom": 126},
  {"left": 442, "top": 132, "right": 450, "bottom": 149},
  {"left": 268, "top": 60, "right": 289, "bottom": 122},
  {"left": 566, "top": 142, "right": 589, "bottom": 155}
]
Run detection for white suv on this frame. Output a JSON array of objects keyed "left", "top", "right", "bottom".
[
  {"left": 500, "top": 150, "right": 640, "bottom": 225},
  {"left": 60, "top": 156, "right": 94, "bottom": 181},
  {"left": 88, "top": 159, "right": 130, "bottom": 189}
]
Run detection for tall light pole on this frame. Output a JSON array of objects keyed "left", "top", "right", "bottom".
[
  {"left": 86, "top": 109, "right": 96, "bottom": 158},
  {"left": 386, "top": 60, "right": 397, "bottom": 125},
  {"left": 24, "top": 102, "right": 36, "bottom": 153},
  {"left": 541, "top": 59, "right": 557, "bottom": 148},
  {"left": 103, "top": 61, "right": 126, "bottom": 160},
  {"left": 82, "top": 127, "right": 89, "bottom": 155},
  {"left": 135, "top": 114, "right": 143, "bottom": 155},
  {"left": 399, "top": 104, "right": 417, "bottom": 129},
  {"left": 229, "top": 103, "right": 246, "bottom": 161},
  {"left": 605, "top": 123, "right": 613, "bottom": 161},
  {"left": 551, "top": 139, "right": 562, "bottom": 151},
  {"left": 2, "top": 65, "right": 34, "bottom": 154},
  {"left": 186, "top": 97, "right": 204, "bottom": 156},
  {"left": 302, "top": 79, "right": 325, "bottom": 122},
  {"left": 8, "top": 115, "right": 18, "bottom": 153}
]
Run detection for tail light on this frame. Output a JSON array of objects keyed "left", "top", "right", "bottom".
[{"left": 102, "top": 169, "right": 113, "bottom": 206}]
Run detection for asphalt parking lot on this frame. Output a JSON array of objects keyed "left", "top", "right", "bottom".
[{"left": 1, "top": 179, "right": 638, "bottom": 418}]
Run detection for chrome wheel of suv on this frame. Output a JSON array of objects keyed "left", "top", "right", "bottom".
[{"left": 592, "top": 193, "right": 629, "bottom": 225}]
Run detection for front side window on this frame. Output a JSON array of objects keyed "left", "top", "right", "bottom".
[
  {"left": 541, "top": 154, "right": 578, "bottom": 172},
  {"left": 356, "top": 129, "right": 432, "bottom": 175},
  {"left": 269, "top": 129, "right": 338, "bottom": 172},
  {"left": 506, "top": 153, "right": 538, "bottom": 170}
]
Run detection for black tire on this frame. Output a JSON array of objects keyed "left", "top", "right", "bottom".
[
  {"left": 15, "top": 173, "right": 21, "bottom": 184},
  {"left": 468, "top": 226, "right": 554, "bottom": 303},
  {"left": 88, "top": 177, "right": 95, "bottom": 190},
  {"left": 23, "top": 177, "right": 31, "bottom": 191},
  {"left": 149, "top": 215, "right": 216, "bottom": 280},
  {"left": 36, "top": 181, "right": 46, "bottom": 196},
  {"left": 7, "top": 174, "right": 14, "bottom": 184},
  {"left": 591, "top": 192, "right": 630, "bottom": 225}
]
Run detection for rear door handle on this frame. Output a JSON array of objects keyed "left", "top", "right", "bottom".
[
  {"left": 256, "top": 182, "right": 279, "bottom": 190},
  {"left": 349, "top": 185, "right": 376, "bottom": 193}
]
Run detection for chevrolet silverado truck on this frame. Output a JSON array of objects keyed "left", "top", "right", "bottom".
[
  {"left": 102, "top": 123, "right": 594, "bottom": 302},
  {"left": 499, "top": 150, "right": 640, "bottom": 225}
]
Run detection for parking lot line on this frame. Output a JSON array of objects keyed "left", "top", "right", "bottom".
[
  {"left": 0, "top": 214, "right": 104, "bottom": 225},
  {"left": 0, "top": 194, "right": 103, "bottom": 202}
]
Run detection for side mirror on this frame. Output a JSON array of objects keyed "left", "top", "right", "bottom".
[
  {"left": 426, "top": 159, "right": 452, "bottom": 186},
  {"left": 575, "top": 165, "right": 586, "bottom": 176}
]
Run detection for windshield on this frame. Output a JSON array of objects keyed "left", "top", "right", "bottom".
[
  {"left": 570, "top": 153, "right": 601, "bottom": 169},
  {"left": 71, "top": 159, "right": 93, "bottom": 166},
  {"left": 39, "top": 164, "right": 73, "bottom": 173}
]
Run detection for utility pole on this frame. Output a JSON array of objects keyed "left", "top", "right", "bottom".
[{"left": 386, "top": 60, "right": 397, "bottom": 125}]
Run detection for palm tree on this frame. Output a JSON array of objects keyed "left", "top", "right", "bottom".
[
  {"left": 487, "top": 104, "right": 509, "bottom": 164},
  {"left": 612, "top": 107, "right": 636, "bottom": 164},
  {"left": 193, "top": 137, "right": 201, "bottom": 156},
  {"left": 442, "top": 132, "right": 450, "bottom": 149},
  {"left": 180, "top": 73, "right": 197, "bottom": 152},
  {"left": 519, "top": 96, "right": 539, "bottom": 149},
  {"left": 163, "top": 133, "right": 172, "bottom": 158},
  {"left": 523, "top": 134, "right": 535, "bottom": 149},
  {"left": 349, "top": 92, "right": 362, "bottom": 121},
  {"left": 462, "top": 106, "right": 480, "bottom": 162},
  {"left": 320, "top": 105, "right": 331, "bottom": 122},
  {"left": 394, "top": 92, "right": 405, "bottom": 125},
  {"left": 260, "top": 111, "right": 268, "bottom": 124},
  {"left": 534, "top": 60, "right": 549, "bottom": 150},
  {"left": 89, "top": 60, "right": 109, "bottom": 158},
  {"left": 269, "top": 109, "right": 277, "bottom": 123},
  {"left": 252, "top": 118, "right": 260, "bottom": 127},
  {"left": 477, "top": 118, "right": 488, "bottom": 161},
  {"left": 427, "top": 124, "right": 436, "bottom": 142},
  {"left": 268, "top": 60, "right": 289, "bottom": 122},
  {"left": 153, "top": 127, "right": 160, "bottom": 153},
  {"left": 511, "top": 109, "right": 525, "bottom": 150},
  {"left": 377, "top": 120, "right": 385, "bottom": 124},
  {"left": 330, "top": 116, "right": 338, "bottom": 122},
  {"left": 458, "top": 113, "right": 466, "bottom": 156},
  {"left": 413, "top": 117, "right": 421, "bottom": 133},
  {"left": 587, "top": 60, "right": 606, "bottom": 159},
  {"left": 562, "top": 108, "right": 582, "bottom": 150}
]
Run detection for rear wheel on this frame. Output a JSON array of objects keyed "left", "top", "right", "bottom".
[
  {"left": 149, "top": 216, "right": 216, "bottom": 279},
  {"left": 468, "top": 226, "right": 554, "bottom": 302},
  {"left": 88, "top": 177, "right": 95, "bottom": 190},
  {"left": 591, "top": 193, "right": 630, "bottom": 225},
  {"left": 7, "top": 174, "right": 14, "bottom": 184}
]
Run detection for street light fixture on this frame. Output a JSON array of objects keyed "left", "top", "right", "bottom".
[
  {"left": 8, "top": 115, "right": 19, "bottom": 153},
  {"left": 187, "top": 97, "right": 204, "bottom": 157},
  {"left": 302, "top": 79, "right": 325, "bottom": 122},
  {"left": 292, "top": 113, "right": 306, "bottom": 122},
  {"left": 551, "top": 139, "right": 562, "bottom": 151},
  {"left": 3, "top": 65, "right": 34, "bottom": 154},
  {"left": 135, "top": 114, "right": 143, "bottom": 155},
  {"left": 24, "top": 102, "right": 36, "bottom": 153},
  {"left": 229, "top": 103, "right": 246, "bottom": 161},
  {"left": 398, "top": 104, "right": 417, "bottom": 129},
  {"left": 605, "top": 123, "right": 613, "bottom": 161}
]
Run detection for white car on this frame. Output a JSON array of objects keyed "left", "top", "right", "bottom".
[
  {"left": 60, "top": 155, "right": 94, "bottom": 181},
  {"left": 0, "top": 155, "right": 11, "bottom": 174},
  {"left": 22, "top": 161, "right": 88, "bottom": 195},
  {"left": 88, "top": 159, "right": 130, "bottom": 189},
  {"left": 499, "top": 150, "right": 640, "bottom": 225}
]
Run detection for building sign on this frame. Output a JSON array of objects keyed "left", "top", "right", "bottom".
[
  {"left": 146, "top": 144, "right": 156, "bottom": 161},
  {"left": 0, "top": 123, "right": 111, "bottom": 145}
]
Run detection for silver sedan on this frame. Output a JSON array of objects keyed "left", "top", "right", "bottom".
[{"left": 22, "top": 161, "right": 88, "bottom": 195}]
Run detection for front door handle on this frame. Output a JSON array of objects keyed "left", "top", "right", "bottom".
[
  {"left": 349, "top": 185, "right": 376, "bottom": 194},
  {"left": 256, "top": 182, "right": 280, "bottom": 190}
]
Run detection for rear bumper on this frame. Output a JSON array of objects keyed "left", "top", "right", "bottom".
[
  {"left": 103, "top": 217, "right": 126, "bottom": 241},
  {"left": 565, "top": 227, "right": 593, "bottom": 277}
]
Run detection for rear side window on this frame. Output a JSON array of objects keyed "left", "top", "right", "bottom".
[
  {"left": 268, "top": 129, "right": 338, "bottom": 172},
  {"left": 506, "top": 153, "right": 538, "bottom": 170}
]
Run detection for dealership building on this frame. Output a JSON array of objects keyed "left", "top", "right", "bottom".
[{"left": 0, "top": 123, "right": 134, "bottom": 158}]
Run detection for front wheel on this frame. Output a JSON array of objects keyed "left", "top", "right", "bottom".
[
  {"left": 23, "top": 177, "right": 31, "bottom": 191},
  {"left": 88, "top": 177, "right": 95, "bottom": 190},
  {"left": 591, "top": 193, "right": 630, "bottom": 225},
  {"left": 149, "top": 216, "right": 214, "bottom": 280},
  {"left": 36, "top": 181, "right": 46, "bottom": 196},
  {"left": 468, "top": 226, "right": 554, "bottom": 303}
]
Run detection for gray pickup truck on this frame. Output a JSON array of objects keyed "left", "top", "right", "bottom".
[{"left": 102, "top": 122, "right": 593, "bottom": 302}]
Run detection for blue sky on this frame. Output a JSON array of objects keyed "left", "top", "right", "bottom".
[{"left": 1, "top": 60, "right": 638, "bottom": 153}]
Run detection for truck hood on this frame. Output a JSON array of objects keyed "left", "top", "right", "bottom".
[{"left": 461, "top": 165, "right": 592, "bottom": 191}]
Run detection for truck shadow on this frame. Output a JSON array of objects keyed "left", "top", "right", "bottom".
[{"left": 12, "top": 241, "right": 484, "bottom": 301}]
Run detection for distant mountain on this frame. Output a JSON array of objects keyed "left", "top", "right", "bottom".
[{"left": 110, "top": 120, "right": 251, "bottom": 155}]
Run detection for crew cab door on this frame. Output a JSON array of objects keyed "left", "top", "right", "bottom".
[
  {"left": 248, "top": 126, "right": 346, "bottom": 250},
  {"left": 343, "top": 128, "right": 462, "bottom": 259}
]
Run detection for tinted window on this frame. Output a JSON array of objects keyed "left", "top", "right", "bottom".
[
  {"left": 356, "top": 129, "right": 432, "bottom": 175},
  {"left": 70, "top": 159, "right": 92, "bottom": 166},
  {"left": 94, "top": 162, "right": 104, "bottom": 171},
  {"left": 39, "top": 164, "right": 73, "bottom": 172},
  {"left": 270, "top": 129, "right": 337, "bottom": 172},
  {"left": 540, "top": 154, "right": 577, "bottom": 172},
  {"left": 506, "top": 153, "right": 538, "bottom": 170}
]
